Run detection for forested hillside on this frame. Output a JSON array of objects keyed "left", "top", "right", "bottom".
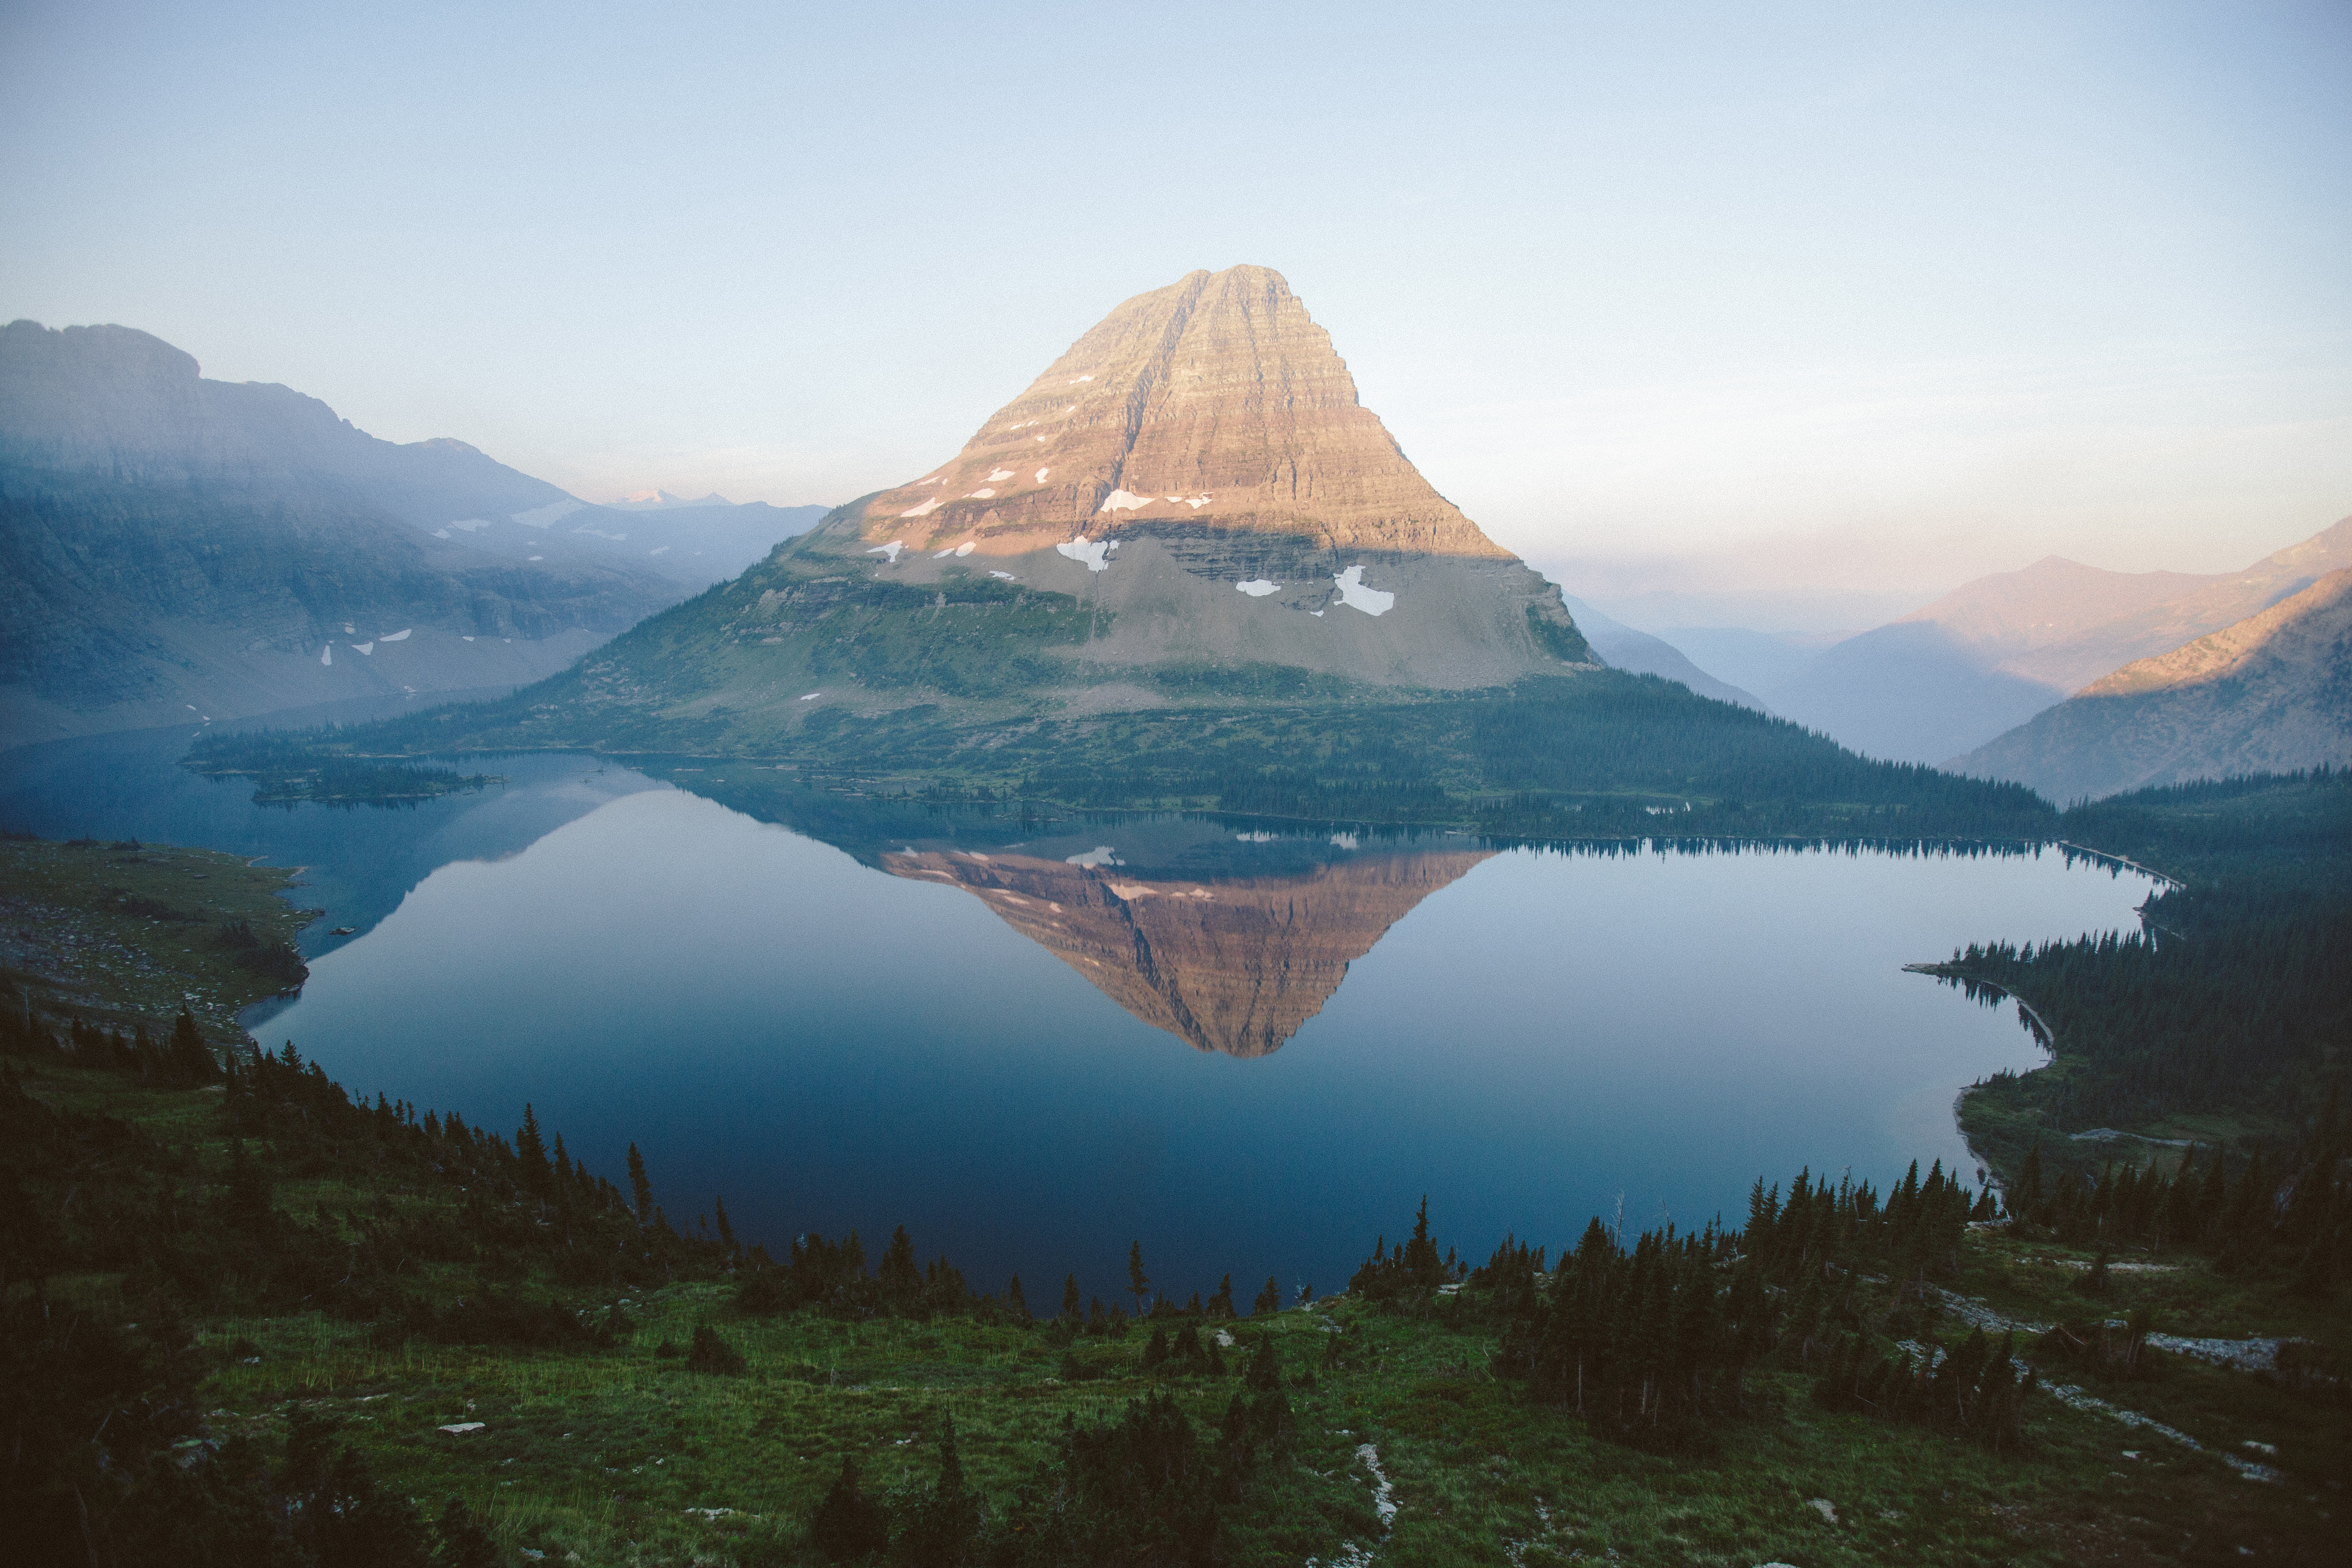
[
  {"left": 5, "top": 826, "right": 2347, "bottom": 1564},
  {"left": 222, "top": 668, "right": 2058, "bottom": 842},
  {"left": 1937, "top": 769, "right": 2351, "bottom": 1176}
]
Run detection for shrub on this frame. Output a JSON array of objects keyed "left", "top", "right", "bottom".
[{"left": 688, "top": 1323, "right": 746, "bottom": 1374}]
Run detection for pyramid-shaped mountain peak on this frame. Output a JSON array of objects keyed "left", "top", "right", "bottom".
[
  {"left": 535, "top": 267, "right": 1594, "bottom": 752},
  {"left": 857, "top": 263, "right": 1510, "bottom": 559}
]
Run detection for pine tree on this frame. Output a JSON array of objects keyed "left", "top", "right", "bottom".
[
  {"left": 1127, "top": 1240, "right": 1150, "bottom": 1316},
  {"left": 1245, "top": 1334, "right": 1281, "bottom": 1390},
  {"left": 878, "top": 1225, "right": 922, "bottom": 1312},
  {"left": 898, "top": 1412, "right": 978, "bottom": 1564},
  {"left": 2011, "top": 1141, "right": 2045, "bottom": 1225},
  {"left": 433, "top": 1496, "right": 500, "bottom": 1568},
  {"left": 807, "top": 1457, "right": 889, "bottom": 1562},
  {"left": 168, "top": 1006, "right": 215, "bottom": 1084},
  {"left": 713, "top": 1196, "right": 737, "bottom": 1256},
  {"left": 1207, "top": 1273, "right": 1236, "bottom": 1318},
  {"left": 1005, "top": 1274, "right": 1029, "bottom": 1319},
  {"left": 220, "top": 1138, "right": 274, "bottom": 1235},
  {"left": 1062, "top": 1272, "right": 1082, "bottom": 1320},
  {"left": 515, "top": 1105, "right": 552, "bottom": 1198},
  {"left": 626, "top": 1142, "right": 653, "bottom": 1222}
]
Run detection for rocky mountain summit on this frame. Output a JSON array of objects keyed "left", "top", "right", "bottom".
[
  {"left": 854, "top": 265, "right": 1508, "bottom": 560},
  {"left": 1952, "top": 567, "right": 2352, "bottom": 799},
  {"left": 541, "top": 265, "right": 1593, "bottom": 753}
]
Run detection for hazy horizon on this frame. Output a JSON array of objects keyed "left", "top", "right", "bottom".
[{"left": 6, "top": 1, "right": 2348, "bottom": 631}]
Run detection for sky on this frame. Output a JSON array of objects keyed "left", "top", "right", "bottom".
[{"left": 5, "top": 0, "right": 2349, "bottom": 632}]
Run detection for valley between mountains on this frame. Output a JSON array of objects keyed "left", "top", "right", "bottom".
[{"left": 3, "top": 261, "right": 2346, "bottom": 1568}]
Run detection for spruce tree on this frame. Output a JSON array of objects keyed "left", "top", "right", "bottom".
[
  {"left": 1245, "top": 1334, "right": 1281, "bottom": 1390},
  {"left": 1005, "top": 1274, "right": 1029, "bottom": 1319},
  {"left": 432, "top": 1496, "right": 500, "bottom": 1568},
  {"left": 1062, "top": 1272, "right": 1082, "bottom": 1320},
  {"left": 2011, "top": 1141, "right": 2045, "bottom": 1225},
  {"left": 515, "top": 1105, "right": 552, "bottom": 1198},
  {"left": 627, "top": 1142, "right": 653, "bottom": 1222},
  {"left": 168, "top": 1007, "right": 215, "bottom": 1084},
  {"left": 1127, "top": 1239, "right": 1151, "bottom": 1316},
  {"left": 1253, "top": 1276, "right": 1281, "bottom": 1316},
  {"left": 898, "top": 1412, "right": 978, "bottom": 1564},
  {"left": 1208, "top": 1273, "right": 1236, "bottom": 1319},
  {"left": 878, "top": 1225, "right": 922, "bottom": 1312},
  {"left": 1404, "top": 1196, "right": 1444, "bottom": 1288},
  {"left": 714, "top": 1196, "right": 737, "bottom": 1256},
  {"left": 808, "top": 1457, "right": 889, "bottom": 1562}
]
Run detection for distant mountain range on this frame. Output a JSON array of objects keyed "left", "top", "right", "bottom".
[
  {"left": 1747, "top": 519, "right": 2352, "bottom": 764},
  {"left": 1559, "top": 597, "right": 1766, "bottom": 710},
  {"left": 0, "top": 321, "right": 824, "bottom": 746},
  {"left": 1951, "top": 568, "right": 2352, "bottom": 800},
  {"left": 9, "top": 303, "right": 2335, "bottom": 804}
]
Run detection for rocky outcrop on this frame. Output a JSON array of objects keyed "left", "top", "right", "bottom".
[
  {"left": 886, "top": 845, "right": 1492, "bottom": 1056},
  {"left": 557, "top": 266, "right": 1594, "bottom": 752},
  {"left": 1950, "top": 568, "right": 2352, "bottom": 800},
  {"left": 849, "top": 265, "right": 1509, "bottom": 560}
]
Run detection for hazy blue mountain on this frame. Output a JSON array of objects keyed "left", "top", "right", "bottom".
[
  {"left": 1951, "top": 568, "right": 2352, "bottom": 800},
  {"left": 1762, "top": 533, "right": 2352, "bottom": 764},
  {"left": 1559, "top": 596, "right": 1768, "bottom": 710},
  {"left": 421, "top": 491, "right": 829, "bottom": 593},
  {"left": 1763, "top": 621, "right": 2072, "bottom": 764},
  {"left": 0, "top": 320, "right": 684, "bottom": 746},
  {"left": 1655, "top": 625, "right": 1826, "bottom": 697}
]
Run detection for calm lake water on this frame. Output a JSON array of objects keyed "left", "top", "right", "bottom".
[{"left": 2, "top": 723, "right": 2158, "bottom": 1307}]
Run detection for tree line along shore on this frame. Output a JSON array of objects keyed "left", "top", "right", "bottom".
[{"left": 2, "top": 767, "right": 2344, "bottom": 1566}]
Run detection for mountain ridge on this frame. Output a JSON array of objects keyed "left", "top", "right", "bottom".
[
  {"left": 1762, "top": 519, "right": 2352, "bottom": 762},
  {"left": 1949, "top": 567, "right": 2352, "bottom": 799},
  {"left": 1, "top": 321, "right": 693, "bottom": 745}
]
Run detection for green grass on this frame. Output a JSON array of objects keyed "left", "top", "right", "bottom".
[
  {"left": 153, "top": 1241, "right": 2345, "bottom": 1566},
  {"left": 0, "top": 834, "right": 315, "bottom": 1047},
  {"left": 11, "top": 829, "right": 2345, "bottom": 1566}
]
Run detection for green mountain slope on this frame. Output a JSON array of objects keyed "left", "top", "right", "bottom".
[{"left": 0, "top": 320, "right": 686, "bottom": 746}]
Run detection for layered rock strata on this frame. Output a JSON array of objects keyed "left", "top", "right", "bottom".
[
  {"left": 886, "top": 846, "right": 1493, "bottom": 1056},
  {"left": 701, "top": 264, "right": 1590, "bottom": 731},
  {"left": 849, "top": 265, "right": 1508, "bottom": 559}
]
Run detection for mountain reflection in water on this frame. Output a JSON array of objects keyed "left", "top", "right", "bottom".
[
  {"left": 3, "top": 737, "right": 2165, "bottom": 1306},
  {"left": 884, "top": 845, "right": 1492, "bottom": 1056}
]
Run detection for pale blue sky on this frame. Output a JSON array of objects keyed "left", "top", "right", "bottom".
[{"left": 6, "top": 1, "right": 2348, "bottom": 628}]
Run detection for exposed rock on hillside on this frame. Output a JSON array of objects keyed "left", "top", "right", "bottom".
[
  {"left": 550, "top": 265, "right": 1593, "bottom": 752},
  {"left": 1951, "top": 568, "right": 2352, "bottom": 800},
  {"left": 851, "top": 265, "right": 1509, "bottom": 559}
]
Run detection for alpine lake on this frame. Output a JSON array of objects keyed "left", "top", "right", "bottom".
[{"left": 2, "top": 705, "right": 2160, "bottom": 1310}]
